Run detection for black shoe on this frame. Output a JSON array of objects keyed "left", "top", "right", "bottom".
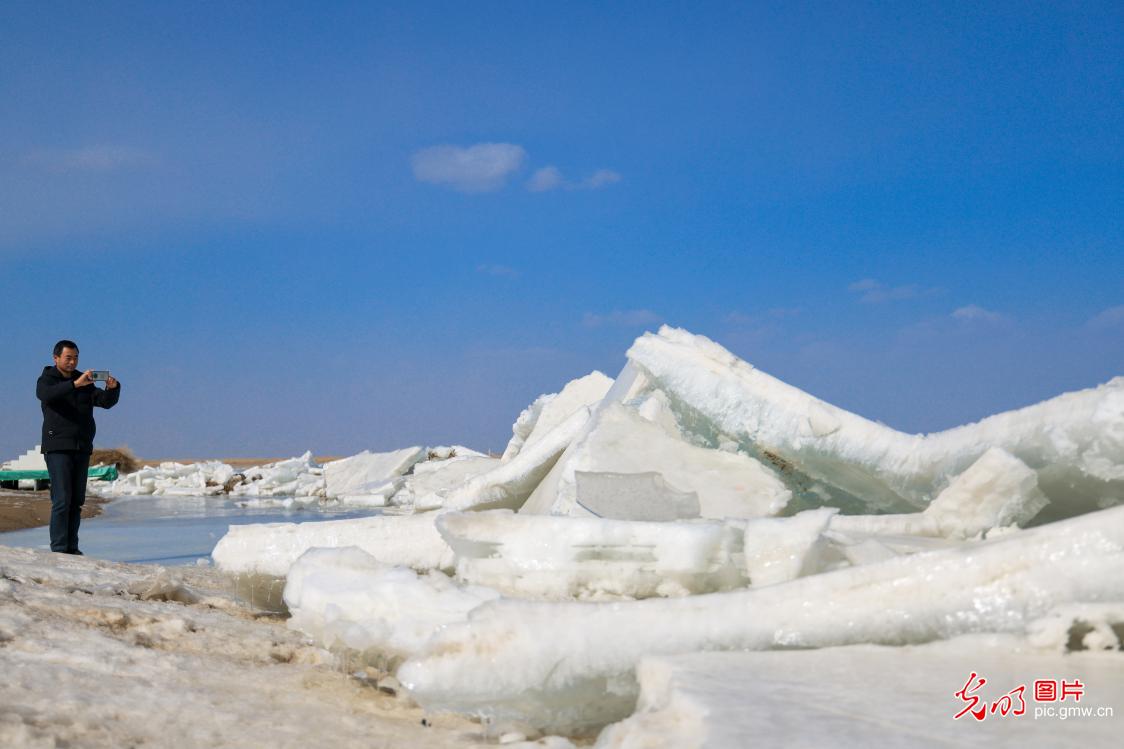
[{"left": 67, "top": 549, "right": 84, "bottom": 556}]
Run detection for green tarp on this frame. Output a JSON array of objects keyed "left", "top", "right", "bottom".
[{"left": 0, "top": 465, "right": 119, "bottom": 482}]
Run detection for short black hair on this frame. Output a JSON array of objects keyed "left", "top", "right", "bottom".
[{"left": 53, "top": 340, "right": 79, "bottom": 357}]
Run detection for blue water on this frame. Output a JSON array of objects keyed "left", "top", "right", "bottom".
[{"left": 0, "top": 495, "right": 380, "bottom": 565}]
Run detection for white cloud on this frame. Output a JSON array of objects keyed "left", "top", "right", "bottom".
[
  {"left": 725, "top": 307, "right": 801, "bottom": 326},
  {"left": 525, "top": 166, "right": 622, "bottom": 193},
  {"left": 847, "top": 278, "right": 940, "bottom": 303},
  {"left": 1087, "top": 305, "right": 1124, "bottom": 329},
  {"left": 411, "top": 143, "right": 527, "bottom": 193},
  {"left": 584, "top": 169, "right": 622, "bottom": 189},
  {"left": 951, "top": 305, "right": 1007, "bottom": 324},
  {"left": 476, "top": 263, "right": 520, "bottom": 279},
  {"left": 582, "top": 309, "right": 661, "bottom": 328},
  {"left": 21, "top": 145, "right": 155, "bottom": 173},
  {"left": 527, "top": 166, "right": 564, "bottom": 193}
]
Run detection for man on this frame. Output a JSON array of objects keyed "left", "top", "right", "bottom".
[{"left": 35, "top": 340, "right": 121, "bottom": 554}]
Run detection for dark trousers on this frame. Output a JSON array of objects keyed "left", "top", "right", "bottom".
[{"left": 45, "top": 451, "right": 90, "bottom": 553}]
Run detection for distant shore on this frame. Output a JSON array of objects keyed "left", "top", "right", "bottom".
[{"left": 0, "top": 456, "right": 343, "bottom": 533}]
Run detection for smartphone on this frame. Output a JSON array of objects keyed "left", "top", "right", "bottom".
[{"left": 89, "top": 371, "right": 112, "bottom": 382}]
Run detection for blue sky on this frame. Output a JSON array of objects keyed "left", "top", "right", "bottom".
[{"left": 2, "top": 1, "right": 1121, "bottom": 459}]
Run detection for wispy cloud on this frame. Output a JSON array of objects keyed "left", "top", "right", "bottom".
[
  {"left": 951, "top": 304, "right": 1008, "bottom": 324},
  {"left": 1087, "top": 305, "right": 1124, "bottom": 329},
  {"left": 411, "top": 143, "right": 527, "bottom": 193},
  {"left": 847, "top": 278, "right": 941, "bottom": 304},
  {"left": 21, "top": 145, "right": 156, "bottom": 173},
  {"left": 725, "top": 307, "right": 801, "bottom": 326},
  {"left": 527, "top": 166, "right": 564, "bottom": 193},
  {"left": 582, "top": 309, "right": 661, "bottom": 328},
  {"left": 526, "top": 166, "right": 622, "bottom": 193},
  {"left": 476, "top": 263, "right": 520, "bottom": 279}
]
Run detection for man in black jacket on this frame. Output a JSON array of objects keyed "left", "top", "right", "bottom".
[{"left": 35, "top": 340, "right": 121, "bottom": 554}]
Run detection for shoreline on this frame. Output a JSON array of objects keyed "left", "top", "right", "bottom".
[{"left": 0, "top": 489, "right": 109, "bottom": 533}]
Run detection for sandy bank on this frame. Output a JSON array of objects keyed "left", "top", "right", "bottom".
[{"left": 0, "top": 490, "right": 108, "bottom": 533}]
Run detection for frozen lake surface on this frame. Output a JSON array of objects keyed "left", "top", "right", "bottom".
[{"left": 0, "top": 495, "right": 379, "bottom": 565}]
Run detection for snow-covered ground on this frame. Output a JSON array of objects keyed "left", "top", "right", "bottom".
[
  {"left": 5, "top": 326, "right": 1122, "bottom": 747},
  {"left": 0, "top": 546, "right": 529, "bottom": 749}
]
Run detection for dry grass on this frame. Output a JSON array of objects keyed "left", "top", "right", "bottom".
[{"left": 90, "top": 446, "right": 141, "bottom": 474}]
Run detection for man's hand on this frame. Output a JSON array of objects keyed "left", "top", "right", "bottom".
[
  {"left": 74, "top": 370, "right": 93, "bottom": 388},
  {"left": 106, "top": 375, "right": 118, "bottom": 389}
]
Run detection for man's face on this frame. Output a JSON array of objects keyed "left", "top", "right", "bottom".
[{"left": 54, "top": 347, "right": 78, "bottom": 375}]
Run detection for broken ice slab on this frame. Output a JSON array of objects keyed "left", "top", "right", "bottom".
[
  {"left": 398, "top": 504, "right": 1124, "bottom": 735},
  {"left": 574, "top": 471, "right": 700, "bottom": 521},
  {"left": 211, "top": 511, "right": 454, "bottom": 579},
  {"left": 522, "top": 402, "right": 791, "bottom": 520},
  {"left": 595, "top": 640, "right": 1124, "bottom": 748},
  {"left": 323, "top": 447, "right": 424, "bottom": 499},
  {"left": 283, "top": 547, "right": 501, "bottom": 669},
  {"left": 626, "top": 326, "right": 1124, "bottom": 518},
  {"left": 436, "top": 510, "right": 746, "bottom": 599},
  {"left": 502, "top": 371, "right": 614, "bottom": 461},
  {"left": 390, "top": 455, "right": 500, "bottom": 507},
  {"left": 433, "top": 407, "right": 592, "bottom": 512},
  {"left": 740, "top": 448, "right": 1051, "bottom": 586}
]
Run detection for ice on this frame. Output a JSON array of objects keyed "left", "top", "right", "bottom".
[
  {"left": 574, "top": 471, "right": 700, "bottom": 521},
  {"left": 921, "top": 446, "right": 1049, "bottom": 537},
  {"left": 502, "top": 371, "right": 613, "bottom": 461},
  {"left": 522, "top": 402, "right": 791, "bottom": 520},
  {"left": 211, "top": 511, "right": 454, "bottom": 578},
  {"left": 742, "top": 507, "right": 838, "bottom": 586},
  {"left": 95, "top": 460, "right": 236, "bottom": 497},
  {"left": 437, "top": 510, "right": 746, "bottom": 599},
  {"left": 595, "top": 640, "right": 1124, "bottom": 748},
  {"left": 626, "top": 326, "right": 1124, "bottom": 517},
  {"left": 283, "top": 546, "right": 501, "bottom": 667},
  {"left": 324, "top": 447, "right": 425, "bottom": 499},
  {"left": 434, "top": 407, "right": 592, "bottom": 512},
  {"left": 0, "top": 546, "right": 488, "bottom": 748},
  {"left": 398, "top": 504, "right": 1124, "bottom": 734},
  {"left": 391, "top": 455, "right": 501, "bottom": 508}
]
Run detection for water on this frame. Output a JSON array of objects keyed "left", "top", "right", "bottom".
[{"left": 0, "top": 495, "right": 380, "bottom": 565}]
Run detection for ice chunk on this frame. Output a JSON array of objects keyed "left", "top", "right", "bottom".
[
  {"left": 211, "top": 512, "right": 453, "bottom": 578},
  {"left": 923, "top": 446, "right": 1049, "bottom": 537},
  {"left": 575, "top": 471, "right": 700, "bottom": 521},
  {"left": 502, "top": 372, "right": 613, "bottom": 461},
  {"left": 391, "top": 456, "right": 501, "bottom": 507},
  {"left": 324, "top": 448, "right": 424, "bottom": 499},
  {"left": 742, "top": 507, "right": 838, "bottom": 586},
  {"left": 596, "top": 641, "right": 1124, "bottom": 748},
  {"left": 96, "top": 460, "right": 236, "bottom": 497},
  {"left": 434, "top": 408, "right": 591, "bottom": 512},
  {"left": 437, "top": 510, "right": 746, "bottom": 599},
  {"left": 398, "top": 504, "right": 1124, "bottom": 734},
  {"left": 230, "top": 452, "right": 326, "bottom": 498},
  {"left": 523, "top": 402, "right": 791, "bottom": 520},
  {"left": 627, "top": 326, "right": 1124, "bottom": 517},
  {"left": 283, "top": 547, "right": 500, "bottom": 667}
]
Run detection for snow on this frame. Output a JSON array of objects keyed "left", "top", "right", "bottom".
[{"left": 0, "top": 546, "right": 491, "bottom": 748}]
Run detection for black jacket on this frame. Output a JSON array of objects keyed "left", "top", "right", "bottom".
[{"left": 36, "top": 366, "right": 121, "bottom": 453}]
